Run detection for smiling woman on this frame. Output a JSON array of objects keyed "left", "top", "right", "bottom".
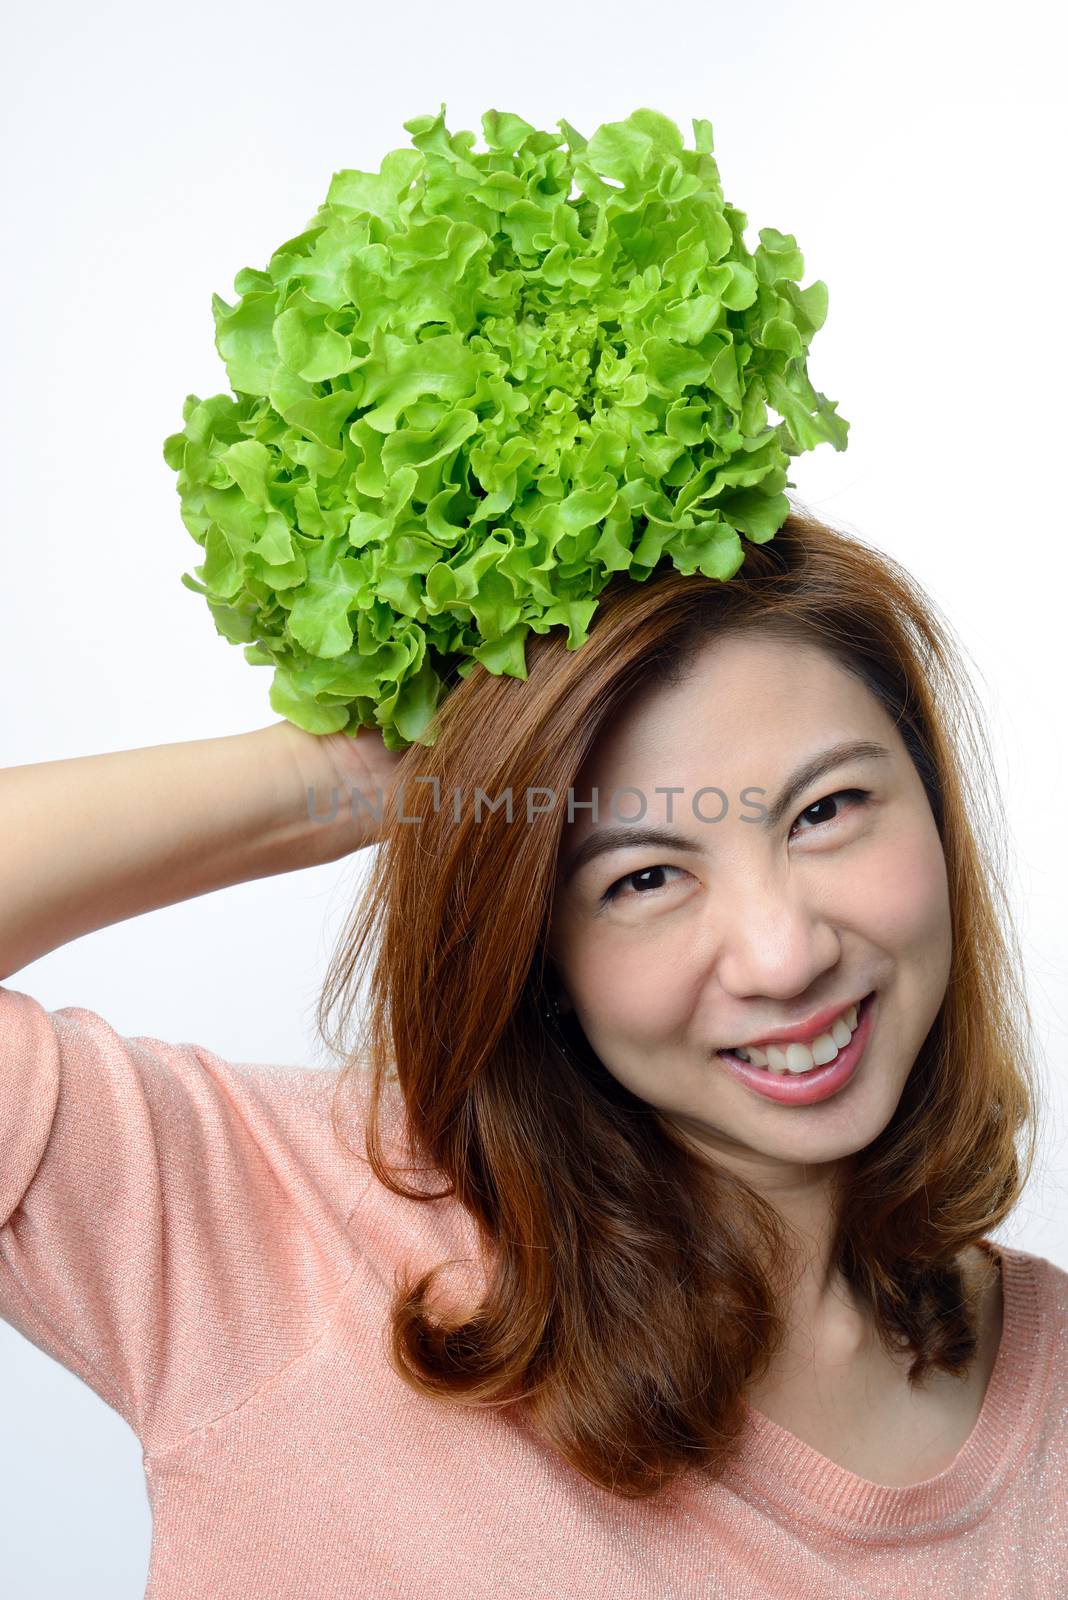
[
  {"left": 546, "top": 625, "right": 955, "bottom": 1157},
  {"left": 3, "top": 499, "right": 1064, "bottom": 1597},
  {"left": 318, "top": 501, "right": 1051, "bottom": 1529}
]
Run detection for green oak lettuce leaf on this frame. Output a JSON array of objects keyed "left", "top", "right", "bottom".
[{"left": 163, "top": 104, "right": 849, "bottom": 751}]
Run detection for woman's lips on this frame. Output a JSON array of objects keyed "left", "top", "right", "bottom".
[{"left": 716, "top": 991, "right": 877, "bottom": 1106}]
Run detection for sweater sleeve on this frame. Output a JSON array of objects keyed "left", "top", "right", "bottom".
[{"left": 0, "top": 983, "right": 373, "bottom": 1459}]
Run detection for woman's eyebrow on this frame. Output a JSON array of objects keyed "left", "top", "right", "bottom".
[
  {"left": 763, "top": 739, "right": 892, "bottom": 827},
  {"left": 561, "top": 740, "right": 892, "bottom": 885}
]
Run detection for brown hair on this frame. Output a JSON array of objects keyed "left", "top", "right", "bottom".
[{"left": 318, "top": 502, "right": 1037, "bottom": 1501}]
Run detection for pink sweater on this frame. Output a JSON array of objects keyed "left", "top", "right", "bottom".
[{"left": 1, "top": 982, "right": 1065, "bottom": 1599}]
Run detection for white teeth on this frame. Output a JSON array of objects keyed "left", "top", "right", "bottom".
[
  {"left": 728, "top": 999, "right": 863, "bottom": 1075},
  {"left": 809, "top": 1032, "right": 839, "bottom": 1067},
  {"left": 831, "top": 1016, "right": 852, "bottom": 1048}
]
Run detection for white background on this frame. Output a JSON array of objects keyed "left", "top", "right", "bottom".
[{"left": 1, "top": 0, "right": 1064, "bottom": 1592}]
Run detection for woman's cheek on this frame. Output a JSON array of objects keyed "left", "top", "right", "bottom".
[
  {"left": 854, "top": 817, "right": 951, "bottom": 953},
  {"left": 574, "top": 942, "right": 691, "bottom": 1052}
]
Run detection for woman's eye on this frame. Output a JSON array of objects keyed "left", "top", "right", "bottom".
[
  {"left": 790, "top": 788, "right": 870, "bottom": 836},
  {"left": 599, "top": 790, "right": 871, "bottom": 904},
  {"left": 601, "top": 864, "right": 684, "bottom": 904}
]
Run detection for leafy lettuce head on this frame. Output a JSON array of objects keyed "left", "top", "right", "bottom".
[{"left": 163, "top": 105, "right": 849, "bottom": 751}]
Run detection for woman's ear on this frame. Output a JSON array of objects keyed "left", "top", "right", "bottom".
[{"left": 543, "top": 955, "right": 574, "bottom": 1016}]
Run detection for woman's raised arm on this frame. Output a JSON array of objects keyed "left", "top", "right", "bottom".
[{"left": 0, "top": 720, "right": 403, "bottom": 980}]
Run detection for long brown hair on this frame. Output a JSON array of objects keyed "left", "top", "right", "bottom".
[{"left": 318, "top": 501, "right": 1038, "bottom": 1501}]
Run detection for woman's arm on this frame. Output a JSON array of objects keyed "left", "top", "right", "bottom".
[{"left": 0, "top": 720, "right": 403, "bottom": 980}]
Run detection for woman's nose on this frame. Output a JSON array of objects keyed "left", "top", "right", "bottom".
[{"left": 697, "top": 869, "right": 843, "bottom": 1001}]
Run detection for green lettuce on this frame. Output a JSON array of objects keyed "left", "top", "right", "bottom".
[{"left": 163, "top": 105, "right": 849, "bottom": 750}]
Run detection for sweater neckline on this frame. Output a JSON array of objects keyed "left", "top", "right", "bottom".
[{"left": 718, "top": 1242, "right": 1051, "bottom": 1542}]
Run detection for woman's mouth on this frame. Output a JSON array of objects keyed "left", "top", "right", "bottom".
[{"left": 716, "top": 991, "right": 877, "bottom": 1106}]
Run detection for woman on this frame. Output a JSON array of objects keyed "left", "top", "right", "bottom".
[{"left": 1, "top": 505, "right": 1064, "bottom": 1598}]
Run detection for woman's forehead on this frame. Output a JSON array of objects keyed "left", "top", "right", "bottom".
[{"left": 578, "top": 635, "right": 887, "bottom": 782}]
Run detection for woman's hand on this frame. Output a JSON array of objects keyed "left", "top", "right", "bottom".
[{"left": 269, "top": 720, "right": 410, "bottom": 855}]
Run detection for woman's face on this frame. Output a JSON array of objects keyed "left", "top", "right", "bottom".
[{"left": 547, "top": 631, "right": 953, "bottom": 1176}]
